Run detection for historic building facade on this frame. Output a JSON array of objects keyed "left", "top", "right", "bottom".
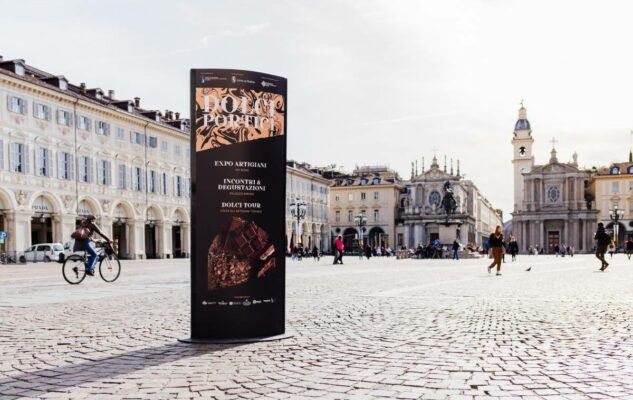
[
  {"left": 0, "top": 56, "right": 191, "bottom": 259},
  {"left": 396, "top": 156, "right": 502, "bottom": 248},
  {"left": 592, "top": 161, "right": 633, "bottom": 248},
  {"left": 510, "top": 106, "right": 597, "bottom": 253},
  {"left": 285, "top": 160, "right": 331, "bottom": 252},
  {"left": 328, "top": 166, "right": 402, "bottom": 251}
]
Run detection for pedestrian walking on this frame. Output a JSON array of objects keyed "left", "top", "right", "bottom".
[
  {"left": 364, "top": 244, "right": 372, "bottom": 260},
  {"left": 452, "top": 239, "right": 460, "bottom": 260},
  {"left": 333, "top": 235, "right": 344, "bottom": 265},
  {"left": 487, "top": 225, "right": 504, "bottom": 276},
  {"left": 312, "top": 246, "right": 320, "bottom": 261},
  {"left": 297, "top": 244, "right": 303, "bottom": 261},
  {"left": 508, "top": 236, "right": 519, "bottom": 261},
  {"left": 594, "top": 222, "right": 611, "bottom": 271},
  {"left": 626, "top": 238, "right": 633, "bottom": 260}
]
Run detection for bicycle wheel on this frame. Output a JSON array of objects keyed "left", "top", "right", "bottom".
[
  {"left": 62, "top": 255, "right": 87, "bottom": 285},
  {"left": 99, "top": 255, "right": 121, "bottom": 282}
]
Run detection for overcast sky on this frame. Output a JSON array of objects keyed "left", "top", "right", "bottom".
[{"left": 2, "top": 0, "right": 633, "bottom": 217}]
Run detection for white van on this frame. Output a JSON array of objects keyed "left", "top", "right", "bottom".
[{"left": 19, "top": 243, "right": 65, "bottom": 263}]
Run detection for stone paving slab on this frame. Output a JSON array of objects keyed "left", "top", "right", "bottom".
[{"left": 1, "top": 255, "right": 633, "bottom": 399}]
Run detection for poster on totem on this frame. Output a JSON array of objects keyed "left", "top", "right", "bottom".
[{"left": 189, "top": 69, "right": 287, "bottom": 340}]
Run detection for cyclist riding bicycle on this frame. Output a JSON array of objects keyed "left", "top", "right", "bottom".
[{"left": 73, "top": 215, "right": 111, "bottom": 276}]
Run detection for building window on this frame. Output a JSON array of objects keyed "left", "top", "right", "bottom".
[
  {"left": 9, "top": 143, "right": 29, "bottom": 173},
  {"left": 612, "top": 181, "right": 620, "bottom": 193},
  {"left": 131, "top": 131, "right": 144, "bottom": 145},
  {"left": 149, "top": 170, "right": 158, "bottom": 193},
  {"left": 7, "top": 96, "right": 26, "bottom": 114},
  {"left": 161, "top": 172, "right": 168, "bottom": 195},
  {"left": 348, "top": 193, "right": 353, "bottom": 201},
  {"left": 77, "top": 116, "right": 91, "bottom": 131},
  {"left": 116, "top": 127, "right": 125, "bottom": 140},
  {"left": 34, "top": 103, "right": 51, "bottom": 120},
  {"left": 174, "top": 144, "right": 181, "bottom": 156},
  {"left": 335, "top": 211, "right": 340, "bottom": 222},
  {"left": 361, "top": 192, "right": 366, "bottom": 200},
  {"left": 547, "top": 186, "right": 560, "bottom": 202},
  {"left": 348, "top": 210, "right": 353, "bottom": 222},
  {"left": 78, "top": 156, "right": 93, "bottom": 183},
  {"left": 117, "top": 164, "right": 128, "bottom": 189},
  {"left": 429, "top": 191, "right": 441, "bottom": 206},
  {"left": 36, "top": 147, "right": 52, "bottom": 177},
  {"left": 132, "top": 167, "right": 144, "bottom": 191},
  {"left": 97, "top": 160, "right": 111, "bottom": 185},
  {"left": 372, "top": 177, "right": 381, "bottom": 184},
  {"left": 161, "top": 140, "right": 169, "bottom": 152},
  {"left": 58, "top": 152, "right": 73, "bottom": 180},
  {"left": 175, "top": 176, "right": 184, "bottom": 197},
  {"left": 374, "top": 209, "right": 379, "bottom": 221},
  {"left": 373, "top": 191, "right": 379, "bottom": 200},
  {"left": 629, "top": 181, "right": 633, "bottom": 191},
  {"left": 360, "top": 178, "right": 368, "bottom": 185},
  {"left": 147, "top": 136, "right": 158, "bottom": 148},
  {"left": 96, "top": 120, "right": 110, "bottom": 135},
  {"left": 611, "top": 167, "right": 620, "bottom": 175},
  {"left": 335, "top": 194, "right": 340, "bottom": 202},
  {"left": 57, "top": 110, "right": 73, "bottom": 126}
]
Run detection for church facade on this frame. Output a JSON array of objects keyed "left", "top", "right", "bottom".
[
  {"left": 396, "top": 156, "right": 502, "bottom": 249},
  {"left": 511, "top": 106, "right": 598, "bottom": 253}
]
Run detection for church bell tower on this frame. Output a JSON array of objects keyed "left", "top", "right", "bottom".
[{"left": 511, "top": 104, "right": 535, "bottom": 212}]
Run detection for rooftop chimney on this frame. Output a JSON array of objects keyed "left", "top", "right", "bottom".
[
  {"left": 108, "top": 90, "right": 115, "bottom": 99},
  {"left": 80, "top": 82, "right": 86, "bottom": 93},
  {"left": 134, "top": 97, "right": 140, "bottom": 107},
  {"left": 0, "top": 55, "right": 3, "bottom": 61},
  {"left": 165, "top": 109, "right": 170, "bottom": 119},
  {"left": 175, "top": 112, "right": 180, "bottom": 120}
]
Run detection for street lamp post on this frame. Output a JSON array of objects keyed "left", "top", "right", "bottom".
[
  {"left": 289, "top": 198, "right": 307, "bottom": 249},
  {"left": 354, "top": 213, "right": 367, "bottom": 257},
  {"left": 609, "top": 204, "right": 624, "bottom": 249}
]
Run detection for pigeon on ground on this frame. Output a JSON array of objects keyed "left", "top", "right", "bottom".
[{"left": 525, "top": 266, "right": 532, "bottom": 272}]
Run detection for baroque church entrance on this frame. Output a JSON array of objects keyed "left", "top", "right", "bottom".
[{"left": 547, "top": 231, "right": 560, "bottom": 254}]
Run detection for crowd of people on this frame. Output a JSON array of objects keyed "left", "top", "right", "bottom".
[{"left": 289, "top": 224, "right": 632, "bottom": 274}]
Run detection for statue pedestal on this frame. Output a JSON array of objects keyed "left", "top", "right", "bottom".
[{"left": 439, "top": 222, "right": 461, "bottom": 244}]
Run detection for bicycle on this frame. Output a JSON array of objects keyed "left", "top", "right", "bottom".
[{"left": 62, "top": 240, "right": 121, "bottom": 284}]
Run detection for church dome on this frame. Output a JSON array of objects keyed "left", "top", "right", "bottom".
[
  {"left": 514, "top": 106, "right": 531, "bottom": 131},
  {"left": 515, "top": 119, "right": 530, "bottom": 131}
]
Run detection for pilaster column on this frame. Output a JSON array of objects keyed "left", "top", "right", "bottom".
[
  {"left": 162, "top": 222, "right": 172, "bottom": 258},
  {"left": 12, "top": 211, "right": 32, "bottom": 253}
]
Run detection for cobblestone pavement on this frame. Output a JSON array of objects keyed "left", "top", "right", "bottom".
[{"left": 2, "top": 254, "right": 633, "bottom": 399}]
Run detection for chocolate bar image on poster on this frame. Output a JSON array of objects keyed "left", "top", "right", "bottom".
[{"left": 187, "top": 69, "right": 287, "bottom": 341}]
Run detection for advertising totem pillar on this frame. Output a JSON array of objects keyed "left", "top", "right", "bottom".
[{"left": 181, "top": 69, "right": 288, "bottom": 343}]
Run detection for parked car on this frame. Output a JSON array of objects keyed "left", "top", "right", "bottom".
[{"left": 19, "top": 243, "right": 65, "bottom": 263}]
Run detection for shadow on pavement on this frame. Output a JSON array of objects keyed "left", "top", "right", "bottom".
[{"left": 0, "top": 341, "right": 243, "bottom": 396}]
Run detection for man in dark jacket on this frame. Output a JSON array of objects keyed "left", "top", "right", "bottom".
[
  {"left": 452, "top": 240, "right": 460, "bottom": 260},
  {"left": 73, "top": 215, "right": 111, "bottom": 276},
  {"left": 594, "top": 222, "right": 610, "bottom": 271},
  {"left": 626, "top": 238, "right": 633, "bottom": 260}
]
